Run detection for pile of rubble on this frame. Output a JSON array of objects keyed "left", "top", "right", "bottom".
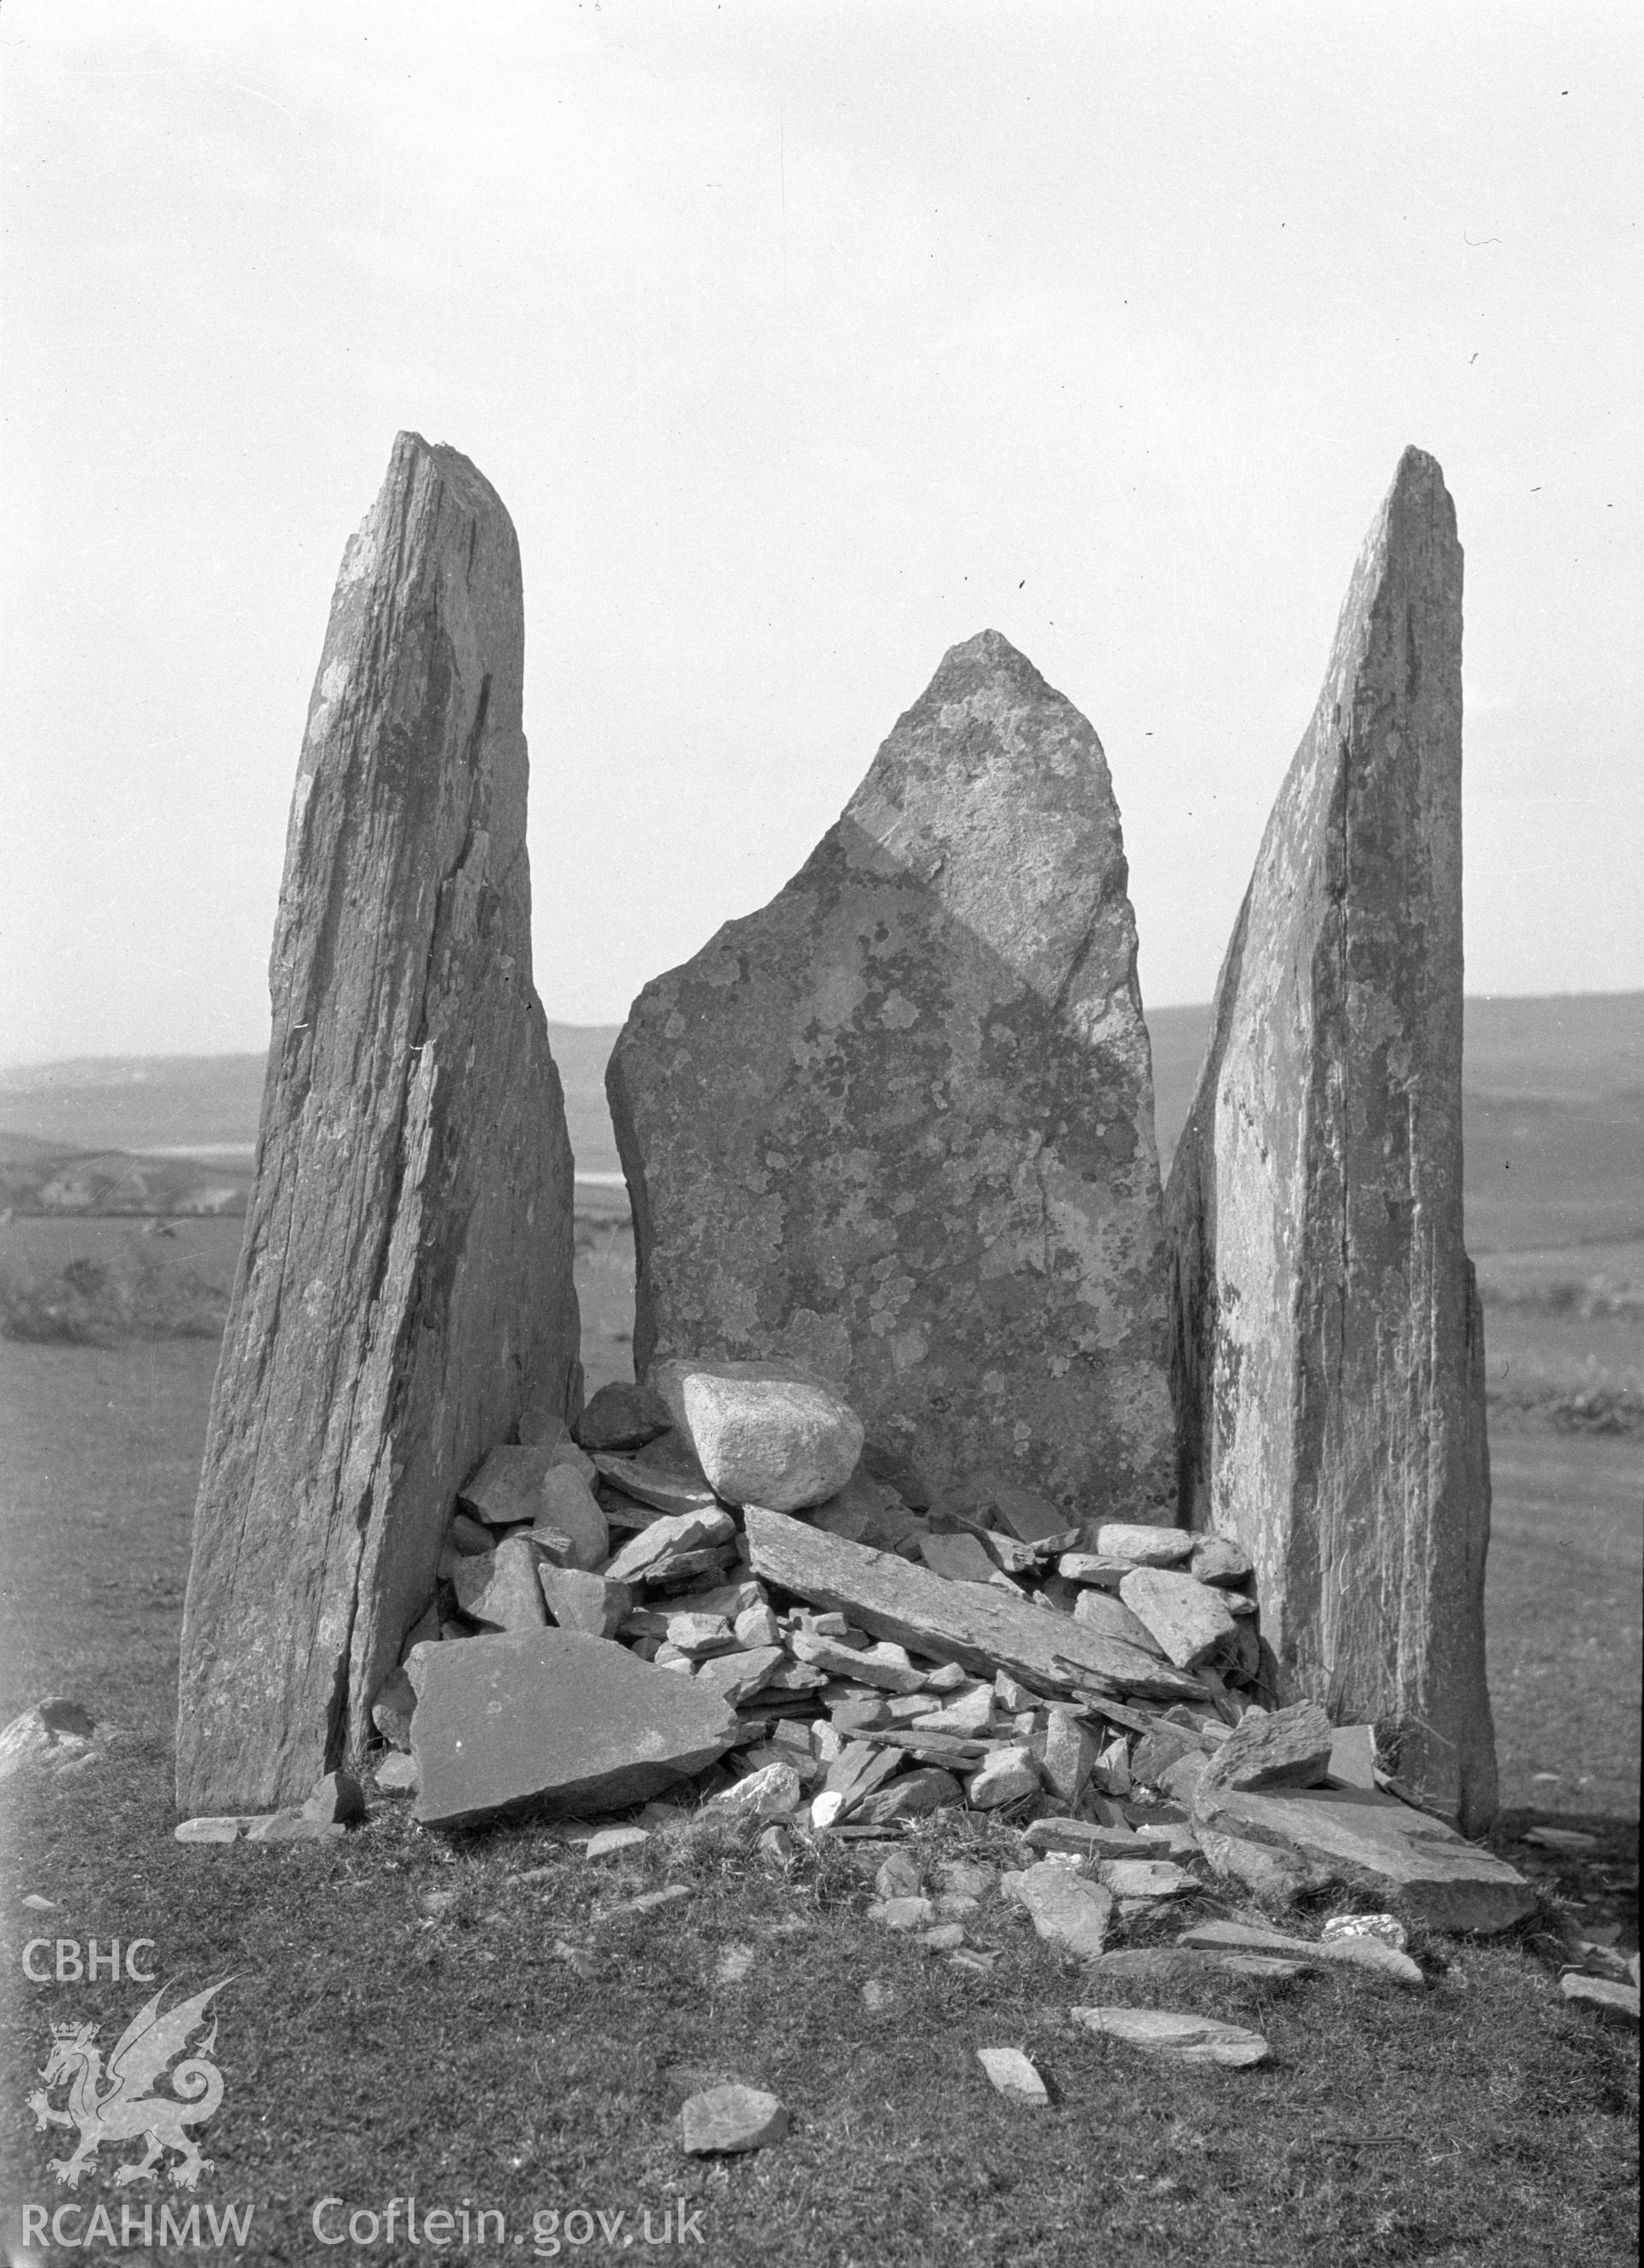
[{"left": 345, "top": 1359, "right": 1534, "bottom": 1938}]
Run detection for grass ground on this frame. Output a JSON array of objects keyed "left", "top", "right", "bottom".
[{"left": 0, "top": 1333, "right": 1638, "bottom": 2265}]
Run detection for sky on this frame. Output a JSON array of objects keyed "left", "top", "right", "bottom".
[{"left": 1, "top": 0, "right": 1639, "bottom": 1063}]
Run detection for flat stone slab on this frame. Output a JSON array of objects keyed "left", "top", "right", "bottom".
[
  {"left": 1177, "top": 1919, "right": 1423, "bottom": 1987},
  {"left": 743, "top": 1507, "right": 1204, "bottom": 1703},
  {"left": 1090, "top": 1947, "right": 1306, "bottom": 1984},
  {"left": 411, "top": 1629, "right": 736, "bottom": 1827},
  {"left": 1070, "top": 2006, "right": 1270, "bottom": 2068},
  {"left": 1193, "top": 1783, "right": 1534, "bottom": 1934},
  {"left": 1118, "top": 1568, "right": 1238, "bottom": 1669},
  {"left": 1001, "top": 1861, "right": 1114, "bottom": 1958},
  {"left": 607, "top": 628, "right": 1175, "bottom": 1521},
  {"left": 681, "top": 2084, "right": 789, "bottom": 2153}
]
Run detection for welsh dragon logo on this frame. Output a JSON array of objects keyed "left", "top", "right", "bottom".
[{"left": 27, "top": 1979, "right": 230, "bottom": 2191}]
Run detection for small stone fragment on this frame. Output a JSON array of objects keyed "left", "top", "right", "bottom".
[
  {"left": 1188, "top": 1534, "right": 1253, "bottom": 1586},
  {"left": 735, "top": 1604, "right": 783, "bottom": 1651},
  {"left": 1092, "top": 1947, "right": 1305, "bottom": 1983},
  {"left": 370, "top": 1667, "right": 418, "bottom": 1751},
  {"left": 917, "top": 1682, "right": 995, "bottom": 1736},
  {"left": 852, "top": 1768, "right": 963, "bottom": 1824},
  {"left": 591, "top": 1451, "right": 719, "bottom": 1515},
  {"left": 666, "top": 1612, "right": 737, "bottom": 1658},
  {"left": 808, "top": 1790, "right": 846, "bottom": 1830},
  {"left": 174, "top": 1817, "right": 242, "bottom": 1844},
  {"left": 713, "top": 1762, "right": 804, "bottom": 1819},
  {"left": 1001, "top": 1861, "right": 1114, "bottom": 1958},
  {"left": 1022, "top": 1819, "right": 1139, "bottom": 1859},
  {"left": 585, "top": 1825, "right": 652, "bottom": 1860},
  {"left": 1524, "top": 1825, "right": 1599, "bottom": 1854},
  {"left": 375, "top": 1753, "right": 420, "bottom": 1794},
  {"left": 984, "top": 1483, "right": 1070, "bottom": 1545},
  {"left": 1095, "top": 1859, "right": 1197, "bottom": 1899},
  {"left": 680, "top": 2083, "right": 789, "bottom": 2154},
  {"left": 1321, "top": 1911, "right": 1408, "bottom": 1951},
  {"left": 1200, "top": 1699, "right": 1334, "bottom": 1793},
  {"left": 452, "top": 1535, "right": 548, "bottom": 1633},
  {"left": 868, "top": 1896, "right": 937, "bottom": 1931},
  {"left": 449, "top": 1511, "right": 494, "bottom": 1555},
  {"left": 1070, "top": 2006, "right": 1269, "bottom": 2068},
  {"left": 1118, "top": 1568, "right": 1238, "bottom": 1670},
  {"left": 919, "top": 1532, "right": 1001, "bottom": 1586},
  {"left": 603, "top": 1509, "right": 734, "bottom": 1584},
  {"left": 529, "top": 1467, "right": 609, "bottom": 1571},
  {"left": 1072, "top": 1588, "right": 1164, "bottom": 1652},
  {"left": 1195, "top": 1827, "right": 1317, "bottom": 1905},
  {"left": 789, "top": 1632, "right": 928, "bottom": 1694},
  {"left": 303, "top": 1770, "right": 366, "bottom": 1827},
  {"left": 0, "top": 1698, "right": 97, "bottom": 1783},
  {"left": 652, "top": 1357, "right": 865, "bottom": 1514},
  {"left": 1039, "top": 1711, "right": 1097, "bottom": 1805},
  {"left": 1094, "top": 1525, "right": 1194, "bottom": 1566},
  {"left": 975, "top": 2047, "right": 1050, "bottom": 2105},
  {"left": 574, "top": 1381, "right": 671, "bottom": 1453},
  {"left": 1559, "top": 1975, "right": 1640, "bottom": 2024},
  {"left": 967, "top": 1743, "right": 1040, "bottom": 1810},
  {"left": 539, "top": 1565, "right": 636, "bottom": 1641}
]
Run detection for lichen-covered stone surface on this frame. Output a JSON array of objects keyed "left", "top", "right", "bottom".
[
  {"left": 176, "top": 432, "right": 581, "bottom": 1815},
  {"left": 1164, "top": 447, "right": 1496, "bottom": 1833},
  {"left": 609, "top": 629, "right": 1174, "bottom": 1521}
]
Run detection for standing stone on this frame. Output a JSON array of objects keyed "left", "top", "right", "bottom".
[
  {"left": 1164, "top": 448, "right": 1496, "bottom": 1833},
  {"left": 176, "top": 434, "right": 581, "bottom": 1815},
  {"left": 608, "top": 630, "right": 1174, "bottom": 1520}
]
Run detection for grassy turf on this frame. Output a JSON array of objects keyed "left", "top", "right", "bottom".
[{"left": 1, "top": 1341, "right": 1638, "bottom": 2265}]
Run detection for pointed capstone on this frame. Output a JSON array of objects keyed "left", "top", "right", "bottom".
[
  {"left": 1164, "top": 448, "right": 1496, "bottom": 1832},
  {"left": 176, "top": 434, "right": 581, "bottom": 1815},
  {"left": 608, "top": 631, "right": 1174, "bottom": 1518}
]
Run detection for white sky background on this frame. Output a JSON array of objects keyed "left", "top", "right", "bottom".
[{"left": 1, "top": 1, "right": 1639, "bottom": 1061}]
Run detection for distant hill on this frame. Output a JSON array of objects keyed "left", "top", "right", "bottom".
[{"left": 3, "top": 996, "right": 1637, "bottom": 1247}]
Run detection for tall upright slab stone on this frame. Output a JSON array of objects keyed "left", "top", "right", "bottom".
[
  {"left": 176, "top": 433, "right": 581, "bottom": 1814},
  {"left": 609, "top": 630, "right": 1174, "bottom": 1520},
  {"left": 1164, "top": 448, "right": 1495, "bottom": 1831}
]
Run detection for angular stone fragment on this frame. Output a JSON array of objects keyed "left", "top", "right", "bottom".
[
  {"left": 1095, "top": 1859, "right": 1197, "bottom": 1899},
  {"left": 1165, "top": 449, "right": 1495, "bottom": 1834},
  {"left": 176, "top": 435, "right": 580, "bottom": 1813},
  {"left": 1195, "top": 1827, "right": 1319, "bottom": 1906},
  {"left": 919, "top": 1531, "right": 1001, "bottom": 1586},
  {"left": 743, "top": 1508, "right": 1204, "bottom": 1703},
  {"left": 680, "top": 2084, "right": 789, "bottom": 2154},
  {"left": 983, "top": 1483, "right": 1071, "bottom": 1546},
  {"left": 411, "top": 1629, "right": 736, "bottom": 1826},
  {"left": 374, "top": 1752, "right": 420, "bottom": 1795},
  {"left": 651, "top": 1357, "right": 864, "bottom": 1513},
  {"left": 1001, "top": 1862, "right": 1114, "bottom": 1958},
  {"left": 452, "top": 1535, "right": 548, "bottom": 1633},
  {"left": 1327, "top": 1724, "right": 1378, "bottom": 1789},
  {"left": 174, "top": 1817, "right": 242, "bottom": 1844},
  {"left": 966, "top": 1743, "right": 1039, "bottom": 1809},
  {"left": 1192, "top": 1783, "right": 1534, "bottom": 1934},
  {"left": 1560, "top": 1975, "right": 1641, "bottom": 2024},
  {"left": 608, "top": 630, "right": 1175, "bottom": 1520},
  {"left": 1118, "top": 1568, "right": 1237, "bottom": 1670},
  {"left": 853, "top": 1768, "right": 964, "bottom": 1824},
  {"left": 713, "top": 1761, "right": 803, "bottom": 1818},
  {"left": 975, "top": 2048, "right": 1049, "bottom": 2106},
  {"left": 1070, "top": 2007, "right": 1269, "bottom": 2068},
  {"left": 531, "top": 1467, "right": 609, "bottom": 1571},
  {"left": 869, "top": 1896, "right": 937, "bottom": 1931},
  {"left": 690, "top": 1647, "right": 788, "bottom": 1710},
  {"left": 1039, "top": 1710, "right": 1097, "bottom": 1805},
  {"left": 1188, "top": 1533, "right": 1253, "bottom": 1586},
  {"left": 789, "top": 1631, "right": 928, "bottom": 1694},
  {"left": 604, "top": 1509, "right": 734, "bottom": 1584},
  {"left": 1073, "top": 1588, "right": 1165, "bottom": 1653},
  {"left": 1200, "top": 1700, "right": 1334, "bottom": 1794},
  {"left": 538, "top": 1566, "right": 635, "bottom": 1641},
  {"left": 589, "top": 1454, "right": 719, "bottom": 1519}
]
